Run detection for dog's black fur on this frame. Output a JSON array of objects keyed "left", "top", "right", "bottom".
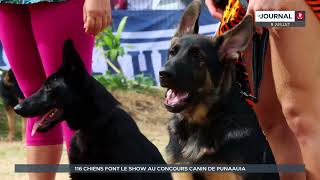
[
  {"left": 159, "top": 1, "right": 279, "bottom": 180},
  {"left": 14, "top": 40, "right": 172, "bottom": 180}
]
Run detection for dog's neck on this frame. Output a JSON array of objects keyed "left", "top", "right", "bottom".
[
  {"left": 64, "top": 76, "right": 119, "bottom": 130},
  {"left": 181, "top": 82, "right": 246, "bottom": 124},
  {"left": 181, "top": 62, "right": 241, "bottom": 123}
]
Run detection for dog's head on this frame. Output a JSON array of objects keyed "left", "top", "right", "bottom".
[
  {"left": 2, "top": 69, "right": 24, "bottom": 99},
  {"left": 14, "top": 40, "right": 90, "bottom": 133},
  {"left": 159, "top": 0, "right": 253, "bottom": 116}
]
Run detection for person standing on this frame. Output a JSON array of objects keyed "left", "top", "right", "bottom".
[
  {"left": 0, "top": 0, "right": 112, "bottom": 179},
  {"left": 206, "top": 0, "right": 320, "bottom": 179}
]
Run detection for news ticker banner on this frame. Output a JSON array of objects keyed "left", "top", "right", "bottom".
[
  {"left": 15, "top": 164, "right": 304, "bottom": 173},
  {"left": 255, "top": 11, "right": 305, "bottom": 27}
]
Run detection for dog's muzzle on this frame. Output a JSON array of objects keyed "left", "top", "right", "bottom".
[{"left": 159, "top": 66, "right": 176, "bottom": 87}]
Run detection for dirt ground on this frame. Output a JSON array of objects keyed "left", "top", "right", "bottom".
[{"left": 0, "top": 90, "right": 171, "bottom": 180}]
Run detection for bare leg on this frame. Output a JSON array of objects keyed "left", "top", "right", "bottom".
[
  {"left": 0, "top": 5, "right": 64, "bottom": 180},
  {"left": 27, "top": 145, "right": 63, "bottom": 180},
  {"left": 245, "top": 45, "right": 305, "bottom": 180},
  {"left": 267, "top": 1, "right": 320, "bottom": 179}
]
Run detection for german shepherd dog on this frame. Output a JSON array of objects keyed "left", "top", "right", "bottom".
[
  {"left": 159, "top": 1, "right": 279, "bottom": 180},
  {"left": 0, "top": 69, "right": 24, "bottom": 141},
  {"left": 14, "top": 40, "right": 172, "bottom": 180}
]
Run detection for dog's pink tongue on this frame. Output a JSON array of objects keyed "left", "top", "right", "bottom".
[
  {"left": 166, "top": 89, "right": 189, "bottom": 105},
  {"left": 31, "top": 121, "right": 40, "bottom": 136}
]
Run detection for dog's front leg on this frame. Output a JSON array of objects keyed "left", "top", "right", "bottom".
[{"left": 6, "top": 107, "right": 16, "bottom": 141}]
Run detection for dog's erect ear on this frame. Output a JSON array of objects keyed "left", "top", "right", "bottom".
[
  {"left": 174, "top": 0, "right": 202, "bottom": 38},
  {"left": 215, "top": 15, "right": 254, "bottom": 62},
  {"left": 62, "top": 39, "right": 86, "bottom": 75}
]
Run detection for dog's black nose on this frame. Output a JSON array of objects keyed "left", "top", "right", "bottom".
[
  {"left": 14, "top": 104, "right": 23, "bottom": 113},
  {"left": 159, "top": 67, "right": 174, "bottom": 80}
]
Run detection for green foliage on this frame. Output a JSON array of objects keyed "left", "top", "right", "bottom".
[
  {"left": 94, "top": 16, "right": 159, "bottom": 94},
  {"left": 96, "top": 16, "right": 128, "bottom": 62},
  {"left": 95, "top": 72, "right": 155, "bottom": 93},
  {"left": 95, "top": 72, "right": 128, "bottom": 91},
  {"left": 131, "top": 74, "right": 154, "bottom": 87}
]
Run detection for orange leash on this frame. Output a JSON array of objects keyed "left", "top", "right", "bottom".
[
  {"left": 218, "top": 0, "right": 246, "bottom": 35},
  {"left": 305, "top": 0, "right": 320, "bottom": 21}
]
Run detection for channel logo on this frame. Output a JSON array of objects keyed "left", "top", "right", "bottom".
[
  {"left": 296, "top": 11, "right": 305, "bottom": 21},
  {"left": 255, "top": 11, "right": 305, "bottom": 27}
]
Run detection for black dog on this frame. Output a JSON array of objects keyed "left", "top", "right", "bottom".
[
  {"left": 159, "top": 1, "right": 279, "bottom": 180},
  {"left": 0, "top": 69, "right": 24, "bottom": 141},
  {"left": 14, "top": 40, "right": 172, "bottom": 180}
]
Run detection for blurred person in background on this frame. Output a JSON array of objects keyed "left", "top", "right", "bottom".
[
  {"left": 127, "top": 0, "right": 153, "bottom": 10},
  {"left": 111, "top": 0, "right": 127, "bottom": 9}
]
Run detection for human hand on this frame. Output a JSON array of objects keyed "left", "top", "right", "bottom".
[
  {"left": 205, "top": 0, "right": 224, "bottom": 20},
  {"left": 83, "top": 0, "right": 112, "bottom": 35}
]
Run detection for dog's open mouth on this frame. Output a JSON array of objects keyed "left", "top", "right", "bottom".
[
  {"left": 165, "top": 89, "right": 192, "bottom": 113},
  {"left": 32, "top": 108, "right": 63, "bottom": 136}
]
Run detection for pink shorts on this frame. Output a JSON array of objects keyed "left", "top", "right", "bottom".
[{"left": 0, "top": 0, "right": 94, "bottom": 150}]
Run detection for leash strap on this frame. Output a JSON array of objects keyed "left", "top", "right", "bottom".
[
  {"left": 219, "top": 0, "right": 269, "bottom": 103},
  {"left": 252, "top": 28, "right": 269, "bottom": 102},
  {"left": 238, "top": 0, "right": 269, "bottom": 103}
]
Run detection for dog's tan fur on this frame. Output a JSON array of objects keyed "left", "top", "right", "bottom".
[
  {"left": 171, "top": 172, "right": 243, "bottom": 180},
  {"left": 3, "top": 72, "right": 13, "bottom": 86},
  {"left": 6, "top": 107, "right": 16, "bottom": 141},
  {"left": 203, "top": 172, "right": 243, "bottom": 180},
  {"left": 182, "top": 70, "right": 213, "bottom": 124},
  {"left": 172, "top": 172, "right": 194, "bottom": 180},
  {"left": 5, "top": 106, "right": 25, "bottom": 142},
  {"left": 183, "top": 103, "right": 209, "bottom": 124}
]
